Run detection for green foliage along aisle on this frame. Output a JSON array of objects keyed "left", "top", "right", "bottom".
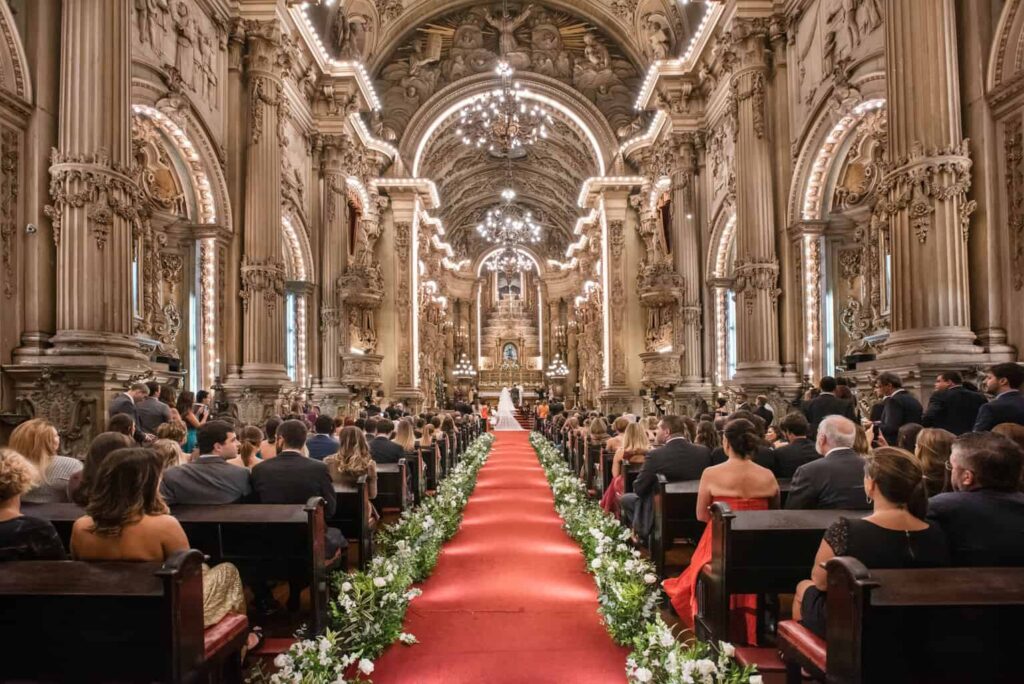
[
  {"left": 258, "top": 433, "right": 495, "bottom": 684},
  {"left": 529, "top": 432, "right": 761, "bottom": 684}
]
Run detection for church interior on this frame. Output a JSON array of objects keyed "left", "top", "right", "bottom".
[{"left": 1, "top": 0, "right": 1023, "bottom": 682}]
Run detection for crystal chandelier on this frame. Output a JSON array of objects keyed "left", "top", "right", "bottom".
[
  {"left": 546, "top": 353, "right": 569, "bottom": 379},
  {"left": 454, "top": 60, "right": 553, "bottom": 154},
  {"left": 475, "top": 202, "right": 542, "bottom": 245},
  {"left": 453, "top": 352, "right": 477, "bottom": 378},
  {"left": 485, "top": 244, "right": 534, "bottom": 274}
]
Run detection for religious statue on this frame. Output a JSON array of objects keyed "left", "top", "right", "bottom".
[
  {"left": 582, "top": 33, "right": 609, "bottom": 71},
  {"left": 174, "top": 2, "right": 196, "bottom": 89},
  {"left": 485, "top": 4, "right": 533, "bottom": 55},
  {"left": 644, "top": 15, "right": 671, "bottom": 61}
]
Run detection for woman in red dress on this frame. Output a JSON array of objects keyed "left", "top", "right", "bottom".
[{"left": 662, "top": 418, "right": 780, "bottom": 644}]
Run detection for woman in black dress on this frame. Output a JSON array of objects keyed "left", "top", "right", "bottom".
[
  {"left": 0, "top": 448, "right": 66, "bottom": 561},
  {"left": 793, "top": 447, "right": 950, "bottom": 638}
]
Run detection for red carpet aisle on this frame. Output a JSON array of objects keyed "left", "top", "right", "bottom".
[{"left": 373, "top": 431, "right": 629, "bottom": 683}]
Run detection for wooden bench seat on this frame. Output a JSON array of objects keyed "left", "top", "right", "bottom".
[
  {"left": 375, "top": 459, "right": 408, "bottom": 513},
  {"left": 778, "top": 557, "right": 1024, "bottom": 683},
  {"left": 0, "top": 549, "right": 247, "bottom": 683},
  {"left": 331, "top": 479, "right": 373, "bottom": 570}
]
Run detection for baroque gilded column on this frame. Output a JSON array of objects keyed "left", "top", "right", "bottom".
[
  {"left": 316, "top": 135, "right": 347, "bottom": 390},
  {"left": 47, "top": 0, "right": 144, "bottom": 360},
  {"left": 671, "top": 134, "right": 707, "bottom": 390},
  {"left": 726, "top": 19, "right": 783, "bottom": 385},
  {"left": 875, "top": 0, "right": 979, "bottom": 358},
  {"left": 238, "top": 21, "right": 289, "bottom": 383}
]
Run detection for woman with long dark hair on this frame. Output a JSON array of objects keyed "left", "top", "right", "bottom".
[{"left": 175, "top": 391, "right": 207, "bottom": 457}]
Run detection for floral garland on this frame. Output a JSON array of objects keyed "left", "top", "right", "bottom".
[
  {"left": 260, "top": 433, "right": 496, "bottom": 683},
  {"left": 529, "top": 432, "right": 762, "bottom": 684}
]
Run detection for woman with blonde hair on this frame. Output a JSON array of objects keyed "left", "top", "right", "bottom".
[
  {"left": 419, "top": 423, "right": 437, "bottom": 448},
  {"left": 0, "top": 448, "right": 67, "bottom": 560},
  {"left": 10, "top": 418, "right": 82, "bottom": 504},
  {"left": 149, "top": 439, "right": 184, "bottom": 473},
  {"left": 325, "top": 427, "right": 378, "bottom": 522},
  {"left": 600, "top": 422, "right": 651, "bottom": 516},
  {"left": 914, "top": 427, "right": 956, "bottom": 497},
  {"left": 392, "top": 419, "right": 417, "bottom": 453},
  {"left": 606, "top": 416, "right": 631, "bottom": 453}
]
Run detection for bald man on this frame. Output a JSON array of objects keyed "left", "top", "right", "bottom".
[{"left": 785, "top": 415, "right": 871, "bottom": 510}]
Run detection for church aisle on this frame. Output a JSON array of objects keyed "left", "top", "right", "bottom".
[{"left": 372, "top": 431, "right": 629, "bottom": 683}]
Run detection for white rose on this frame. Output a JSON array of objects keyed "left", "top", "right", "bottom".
[
  {"left": 749, "top": 676, "right": 764, "bottom": 684},
  {"left": 643, "top": 573, "right": 658, "bottom": 584},
  {"left": 341, "top": 581, "right": 353, "bottom": 593},
  {"left": 659, "top": 630, "right": 675, "bottom": 647},
  {"left": 273, "top": 654, "right": 290, "bottom": 668},
  {"left": 591, "top": 557, "right": 602, "bottom": 569},
  {"left": 633, "top": 667, "right": 653, "bottom": 682},
  {"left": 373, "top": 577, "right": 387, "bottom": 588},
  {"left": 358, "top": 658, "right": 375, "bottom": 675},
  {"left": 719, "top": 641, "right": 735, "bottom": 658}
]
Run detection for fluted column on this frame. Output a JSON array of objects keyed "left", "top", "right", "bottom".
[
  {"left": 239, "top": 22, "right": 288, "bottom": 381},
  {"left": 317, "top": 135, "right": 348, "bottom": 388},
  {"left": 878, "top": 0, "right": 979, "bottom": 357},
  {"left": 48, "top": 0, "right": 144, "bottom": 359},
  {"left": 671, "top": 135, "right": 705, "bottom": 387},
  {"left": 728, "top": 22, "right": 783, "bottom": 383}
]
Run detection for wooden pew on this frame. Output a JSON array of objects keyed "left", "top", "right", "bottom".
[
  {"left": 24, "top": 498, "right": 332, "bottom": 635},
  {"left": 778, "top": 557, "right": 1024, "bottom": 684},
  {"left": 403, "top": 449, "right": 425, "bottom": 505},
  {"left": 375, "top": 459, "right": 408, "bottom": 513},
  {"left": 650, "top": 477, "right": 793, "bottom": 579},
  {"left": 584, "top": 442, "right": 603, "bottom": 495},
  {"left": 421, "top": 443, "right": 442, "bottom": 490},
  {"left": 695, "top": 503, "right": 865, "bottom": 646},
  {"left": 0, "top": 549, "right": 248, "bottom": 683},
  {"left": 438, "top": 435, "right": 450, "bottom": 479},
  {"left": 331, "top": 479, "right": 373, "bottom": 570}
]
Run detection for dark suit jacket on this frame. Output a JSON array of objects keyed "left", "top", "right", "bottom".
[
  {"left": 306, "top": 434, "right": 340, "bottom": 460},
  {"left": 159, "top": 456, "right": 252, "bottom": 505},
  {"left": 754, "top": 406, "right": 775, "bottom": 426},
  {"left": 251, "top": 451, "right": 336, "bottom": 517},
  {"left": 136, "top": 396, "right": 172, "bottom": 434},
  {"left": 973, "top": 390, "right": 1024, "bottom": 432},
  {"left": 773, "top": 438, "right": 820, "bottom": 479},
  {"left": 108, "top": 393, "right": 144, "bottom": 442},
  {"left": 709, "top": 445, "right": 777, "bottom": 473},
  {"left": 804, "top": 393, "right": 857, "bottom": 437},
  {"left": 880, "top": 390, "right": 924, "bottom": 445},
  {"left": 928, "top": 489, "right": 1024, "bottom": 566},
  {"left": 784, "top": 447, "right": 871, "bottom": 510},
  {"left": 369, "top": 436, "right": 404, "bottom": 464},
  {"left": 633, "top": 438, "right": 712, "bottom": 499},
  {"left": 922, "top": 385, "right": 988, "bottom": 435}
]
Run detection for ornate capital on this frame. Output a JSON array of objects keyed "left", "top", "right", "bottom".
[
  {"left": 732, "top": 257, "right": 781, "bottom": 314},
  {"left": 239, "top": 255, "right": 286, "bottom": 313}
]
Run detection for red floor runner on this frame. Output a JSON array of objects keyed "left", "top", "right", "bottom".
[{"left": 372, "top": 431, "right": 629, "bottom": 683}]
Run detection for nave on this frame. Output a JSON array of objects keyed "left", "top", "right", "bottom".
[{"left": 373, "top": 431, "right": 628, "bottom": 682}]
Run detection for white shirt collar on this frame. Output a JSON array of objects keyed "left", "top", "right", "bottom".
[
  {"left": 997, "top": 389, "right": 1021, "bottom": 398},
  {"left": 665, "top": 435, "right": 687, "bottom": 444},
  {"left": 122, "top": 392, "right": 135, "bottom": 404},
  {"left": 825, "top": 446, "right": 850, "bottom": 457}
]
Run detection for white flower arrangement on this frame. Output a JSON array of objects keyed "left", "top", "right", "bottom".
[
  {"left": 529, "top": 432, "right": 760, "bottom": 684},
  {"left": 252, "top": 434, "right": 495, "bottom": 684}
]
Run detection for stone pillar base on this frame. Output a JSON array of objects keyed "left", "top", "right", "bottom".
[
  {"left": 221, "top": 379, "right": 296, "bottom": 425},
  {"left": 599, "top": 387, "right": 638, "bottom": 415},
  {"left": 881, "top": 327, "right": 982, "bottom": 359},
  {"left": 311, "top": 386, "right": 354, "bottom": 419},
  {"left": 672, "top": 382, "right": 715, "bottom": 416},
  {"left": 48, "top": 330, "right": 150, "bottom": 362}
]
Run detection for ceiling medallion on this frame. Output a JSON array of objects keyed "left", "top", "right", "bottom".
[{"left": 454, "top": 61, "right": 554, "bottom": 154}]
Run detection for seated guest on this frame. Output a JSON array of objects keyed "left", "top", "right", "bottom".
[
  {"left": 774, "top": 412, "right": 820, "bottom": 478},
  {"left": 155, "top": 420, "right": 189, "bottom": 454},
  {"left": 896, "top": 422, "right": 924, "bottom": 452},
  {"left": 159, "top": 421, "right": 251, "bottom": 505},
  {"left": 600, "top": 422, "right": 650, "bottom": 516},
  {"left": 150, "top": 439, "right": 184, "bottom": 473},
  {"left": 0, "top": 449, "right": 67, "bottom": 561},
  {"left": 709, "top": 411, "right": 776, "bottom": 472},
  {"left": 804, "top": 376, "right": 856, "bottom": 438},
  {"left": 251, "top": 420, "right": 344, "bottom": 561},
  {"left": 785, "top": 415, "right": 871, "bottom": 510},
  {"left": 306, "top": 415, "right": 340, "bottom": 461},
  {"left": 107, "top": 413, "right": 136, "bottom": 439},
  {"left": 644, "top": 416, "right": 660, "bottom": 443},
  {"left": 10, "top": 418, "right": 82, "bottom": 504},
  {"left": 419, "top": 423, "right": 437, "bottom": 448},
  {"left": 877, "top": 372, "right": 924, "bottom": 446},
  {"left": 620, "top": 415, "right": 712, "bottom": 540},
  {"left": 229, "top": 426, "right": 263, "bottom": 469},
  {"left": 392, "top": 419, "right": 417, "bottom": 454},
  {"left": 71, "top": 448, "right": 252, "bottom": 634},
  {"left": 914, "top": 427, "right": 956, "bottom": 497},
  {"left": 974, "top": 362, "right": 1024, "bottom": 431},
  {"left": 794, "top": 447, "right": 950, "bottom": 638},
  {"left": 259, "top": 416, "right": 282, "bottom": 461},
  {"left": 606, "top": 416, "right": 630, "bottom": 453},
  {"left": 922, "top": 371, "right": 988, "bottom": 435},
  {"left": 369, "top": 419, "right": 403, "bottom": 464},
  {"left": 765, "top": 424, "right": 785, "bottom": 448},
  {"left": 136, "top": 381, "right": 172, "bottom": 435},
  {"left": 694, "top": 420, "right": 720, "bottom": 450},
  {"left": 664, "top": 419, "right": 780, "bottom": 644},
  {"left": 928, "top": 432, "right": 1024, "bottom": 566},
  {"left": 853, "top": 423, "right": 872, "bottom": 456},
  {"left": 69, "top": 431, "right": 134, "bottom": 505},
  {"left": 325, "top": 427, "right": 378, "bottom": 523}
]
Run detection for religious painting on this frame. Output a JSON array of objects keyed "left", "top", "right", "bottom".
[
  {"left": 502, "top": 342, "right": 519, "bottom": 363},
  {"left": 497, "top": 271, "right": 522, "bottom": 298}
]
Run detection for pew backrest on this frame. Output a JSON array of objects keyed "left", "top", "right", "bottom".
[
  {"left": 375, "top": 459, "right": 408, "bottom": 512},
  {"left": 331, "top": 478, "right": 372, "bottom": 570}
]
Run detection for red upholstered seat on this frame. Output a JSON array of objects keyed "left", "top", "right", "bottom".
[
  {"left": 735, "top": 646, "right": 785, "bottom": 672},
  {"left": 778, "top": 619, "right": 826, "bottom": 673},
  {"left": 204, "top": 612, "right": 249, "bottom": 661}
]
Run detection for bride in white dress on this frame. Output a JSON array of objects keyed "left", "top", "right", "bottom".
[{"left": 493, "top": 387, "right": 524, "bottom": 431}]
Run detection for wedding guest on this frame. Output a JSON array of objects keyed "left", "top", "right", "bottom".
[
  {"left": 794, "top": 447, "right": 949, "bottom": 638},
  {"left": 694, "top": 420, "right": 720, "bottom": 450},
  {"left": 136, "top": 382, "right": 172, "bottom": 435},
  {"left": 155, "top": 420, "right": 189, "bottom": 453},
  {"left": 785, "top": 415, "right": 870, "bottom": 510},
  {"left": 369, "top": 419, "right": 403, "bottom": 464},
  {"left": 877, "top": 373, "right": 923, "bottom": 445},
  {"left": 974, "top": 363, "right": 1024, "bottom": 431},
  {"left": 804, "top": 376, "right": 856, "bottom": 438},
  {"left": 159, "top": 421, "right": 251, "bottom": 505},
  {"left": 922, "top": 371, "right": 988, "bottom": 435},
  {"left": 69, "top": 431, "right": 134, "bottom": 505},
  {"left": 0, "top": 448, "right": 67, "bottom": 561},
  {"left": 176, "top": 390, "right": 207, "bottom": 456},
  {"left": 10, "top": 418, "right": 82, "bottom": 504},
  {"left": 260, "top": 416, "right": 282, "bottom": 461},
  {"left": 606, "top": 416, "right": 631, "bottom": 453},
  {"left": 306, "top": 415, "right": 340, "bottom": 461},
  {"left": 914, "top": 427, "right": 956, "bottom": 497},
  {"left": 896, "top": 423, "right": 924, "bottom": 452},
  {"left": 928, "top": 432, "right": 1024, "bottom": 566},
  {"left": 664, "top": 419, "right": 779, "bottom": 644},
  {"left": 325, "top": 427, "right": 378, "bottom": 523},
  {"left": 774, "top": 412, "right": 820, "bottom": 479},
  {"left": 150, "top": 439, "right": 184, "bottom": 473},
  {"left": 392, "top": 419, "right": 417, "bottom": 453},
  {"left": 229, "top": 426, "right": 264, "bottom": 469},
  {"left": 599, "top": 422, "right": 650, "bottom": 516}
]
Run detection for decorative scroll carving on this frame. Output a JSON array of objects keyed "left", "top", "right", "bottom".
[
  {"left": 640, "top": 351, "right": 680, "bottom": 388},
  {"left": 0, "top": 127, "right": 17, "bottom": 298},
  {"left": 16, "top": 369, "right": 96, "bottom": 457},
  {"left": 734, "top": 70, "right": 767, "bottom": 139},
  {"left": 1005, "top": 119, "right": 1024, "bottom": 290},
  {"left": 239, "top": 255, "right": 286, "bottom": 313},
  {"left": 394, "top": 221, "right": 412, "bottom": 386}
]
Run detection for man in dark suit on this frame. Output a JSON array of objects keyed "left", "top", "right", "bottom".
[
  {"left": 368, "top": 418, "right": 403, "bottom": 464},
  {"left": 306, "top": 415, "right": 340, "bottom": 460},
  {"left": 928, "top": 432, "right": 1024, "bottom": 566},
  {"left": 877, "top": 372, "right": 923, "bottom": 446},
  {"left": 803, "top": 376, "right": 856, "bottom": 438},
  {"left": 160, "top": 421, "right": 251, "bottom": 505},
  {"left": 922, "top": 370, "right": 988, "bottom": 435},
  {"left": 136, "top": 382, "right": 172, "bottom": 435},
  {"left": 620, "top": 415, "right": 712, "bottom": 538},
  {"left": 974, "top": 363, "right": 1024, "bottom": 431},
  {"left": 774, "top": 411, "right": 820, "bottom": 478},
  {"left": 109, "top": 383, "right": 150, "bottom": 442},
  {"left": 785, "top": 415, "right": 870, "bottom": 510}
]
